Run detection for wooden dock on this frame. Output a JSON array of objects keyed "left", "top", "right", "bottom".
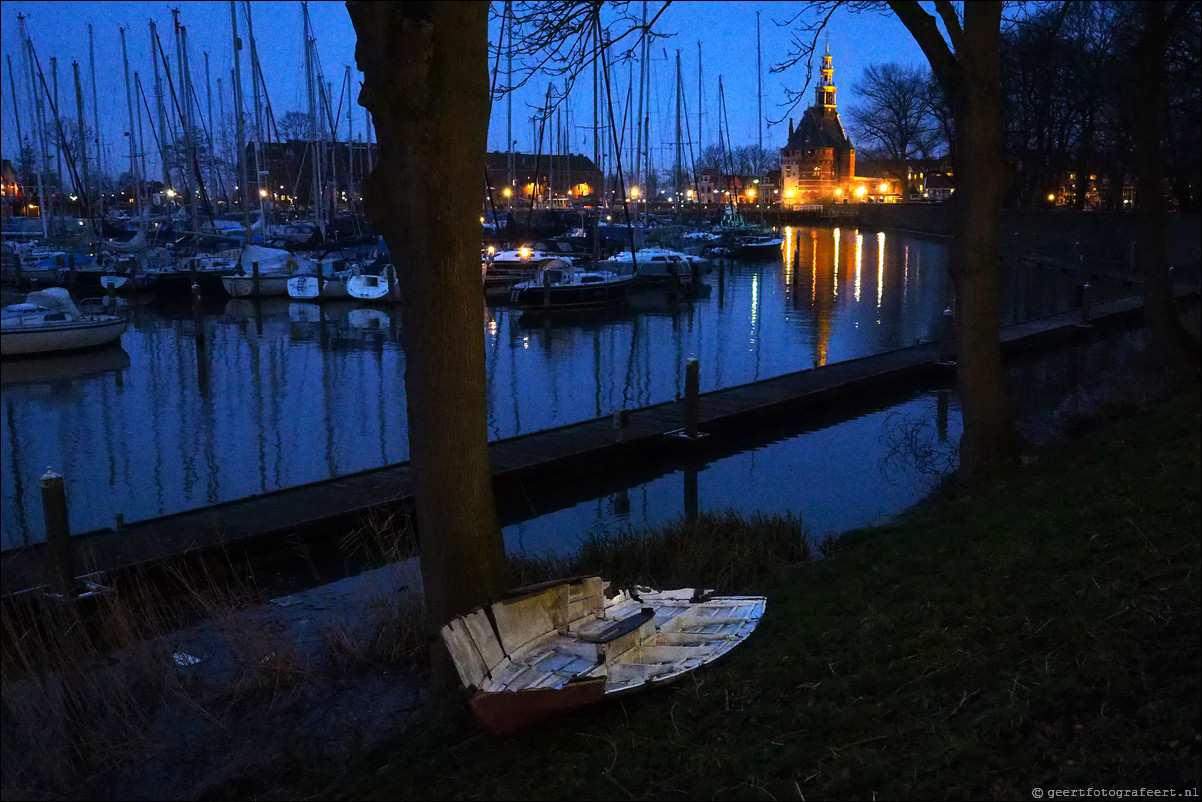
[{"left": 0, "top": 290, "right": 1184, "bottom": 598}]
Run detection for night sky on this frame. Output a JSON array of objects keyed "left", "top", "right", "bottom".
[{"left": 1, "top": 1, "right": 926, "bottom": 178}]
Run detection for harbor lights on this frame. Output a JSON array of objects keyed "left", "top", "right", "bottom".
[
  {"left": 855, "top": 185, "right": 867, "bottom": 199},
  {"left": 519, "top": 245, "right": 531, "bottom": 261},
  {"left": 878, "top": 182, "right": 889, "bottom": 194}
]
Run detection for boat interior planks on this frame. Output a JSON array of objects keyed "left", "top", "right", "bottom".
[{"left": 441, "top": 575, "right": 765, "bottom": 735}]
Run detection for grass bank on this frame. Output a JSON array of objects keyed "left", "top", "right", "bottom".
[{"left": 324, "top": 384, "right": 1201, "bottom": 800}]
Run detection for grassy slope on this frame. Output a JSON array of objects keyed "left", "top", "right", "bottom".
[{"left": 329, "top": 386, "right": 1201, "bottom": 801}]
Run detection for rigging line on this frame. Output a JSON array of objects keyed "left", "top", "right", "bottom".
[
  {"left": 598, "top": 15, "right": 638, "bottom": 273},
  {"left": 483, "top": 0, "right": 509, "bottom": 236},
  {"left": 28, "top": 47, "right": 93, "bottom": 232},
  {"left": 152, "top": 26, "right": 217, "bottom": 229}
]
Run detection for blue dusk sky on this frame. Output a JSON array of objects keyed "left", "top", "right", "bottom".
[{"left": 1, "top": 1, "right": 928, "bottom": 176}]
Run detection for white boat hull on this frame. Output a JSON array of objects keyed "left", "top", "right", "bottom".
[
  {"left": 287, "top": 275, "right": 349, "bottom": 299},
  {"left": 1, "top": 316, "right": 127, "bottom": 357},
  {"left": 221, "top": 274, "right": 294, "bottom": 297},
  {"left": 347, "top": 274, "right": 400, "bottom": 302}
]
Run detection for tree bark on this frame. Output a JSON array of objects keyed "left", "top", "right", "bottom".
[
  {"left": 348, "top": 1, "right": 507, "bottom": 631},
  {"left": 889, "top": 0, "right": 1022, "bottom": 477},
  {"left": 1133, "top": 0, "right": 1201, "bottom": 376}
]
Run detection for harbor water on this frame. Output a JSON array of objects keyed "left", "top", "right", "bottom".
[{"left": 1, "top": 226, "right": 1137, "bottom": 552}]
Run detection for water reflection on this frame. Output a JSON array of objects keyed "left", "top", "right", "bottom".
[
  {"left": 1, "top": 227, "right": 1138, "bottom": 547},
  {"left": 502, "top": 390, "right": 964, "bottom": 558}
]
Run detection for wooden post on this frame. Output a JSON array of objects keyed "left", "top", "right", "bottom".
[
  {"left": 939, "top": 307, "right": 954, "bottom": 363},
  {"left": 612, "top": 408, "right": 629, "bottom": 443},
  {"left": 684, "top": 356, "right": 700, "bottom": 438},
  {"left": 252, "top": 260, "right": 260, "bottom": 297},
  {"left": 40, "top": 468, "right": 77, "bottom": 596},
  {"left": 542, "top": 267, "right": 552, "bottom": 313}
]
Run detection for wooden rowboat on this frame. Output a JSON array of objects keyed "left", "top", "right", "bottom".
[{"left": 440, "top": 576, "right": 766, "bottom": 735}]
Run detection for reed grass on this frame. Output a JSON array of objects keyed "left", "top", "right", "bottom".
[
  {"left": 508, "top": 510, "right": 817, "bottom": 594},
  {"left": 0, "top": 520, "right": 428, "bottom": 800}
]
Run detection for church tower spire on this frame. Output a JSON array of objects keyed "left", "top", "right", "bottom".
[{"left": 815, "top": 42, "right": 837, "bottom": 116}]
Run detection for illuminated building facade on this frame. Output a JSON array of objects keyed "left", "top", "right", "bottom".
[{"left": 780, "top": 45, "right": 856, "bottom": 206}]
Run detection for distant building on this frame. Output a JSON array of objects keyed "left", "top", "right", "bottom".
[
  {"left": 1, "top": 159, "right": 20, "bottom": 218},
  {"left": 484, "top": 151, "right": 602, "bottom": 209},
  {"left": 780, "top": 46, "right": 856, "bottom": 206}
]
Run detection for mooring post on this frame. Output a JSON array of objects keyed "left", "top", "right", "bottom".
[
  {"left": 1079, "top": 282, "right": 1091, "bottom": 324},
  {"left": 106, "top": 279, "right": 117, "bottom": 304},
  {"left": 684, "top": 356, "right": 700, "bottom": 438},
  {"left": 939, "top": 306, "right": 955, "bottom": 363},
  {"left": 252, "top": 260, "right": 261, "bottom": 297},
  {"left": 40, "top": 468, "right": 77, "bottom": 597},
  {"left": 189, "top": 258, "right": 197, "bottom": 284},
  {"left": 191, "top": 281, "right": 203, "bottom": 308},
  {"left": 612, "top": 408, "right": 630, "bottom": 443},
  {"left": 542, "top": 268, "right": 552, "bottom": 313}
]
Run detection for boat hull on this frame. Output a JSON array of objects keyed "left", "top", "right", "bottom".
[
  {"left": 1, "top": 317, "right": 127, "bottom": 357},
  {"left": 287, "top": 275, "right": 349, "bottom": 299},
  {"left": 221, "top": 274, "right": 294, "bottom": 297},
  {"left": 441, "top": 576, "right": 766, "bottom": 735},
  {"left": 346, "top": 274, "right": 400, "bottom": 302},
  {"left": 509, "top": 278, "right": 633, "bottom": 310}
]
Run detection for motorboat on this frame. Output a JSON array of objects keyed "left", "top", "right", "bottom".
[
  {"left": 483, "top": 243, "right": 588, "bottom": 298},
  {"left": 1, "top": 287, "right": 127, "bottom": 358},
  {"left": 602, "top": 248, "right": 712, "bottom": 291},
  {"left": 733, "top": 233, "right": 786, "bottom": 259},
  {"left": 441, "top": 576, "right": 766, "bottom": 735},
  {"left": 508, "top": 260, "right": 633, "bottom": 310}
]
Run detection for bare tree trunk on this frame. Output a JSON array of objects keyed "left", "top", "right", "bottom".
[
  {"left": 1134, "top": 0, "right": 1201, "bottom": 376},
  {"left": 948, "top": 3, "right": 1022, "bottom": 476},
  {"left": 348, "top": 1, "right": 506, "bottom": 631},
  {"left": 890, "top": 0, "right": 1021, "bottom": 477}
]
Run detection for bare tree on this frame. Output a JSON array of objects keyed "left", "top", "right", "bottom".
[
  {"left": 276, "top": 110, "right": 311, "bottom": 142},
  {"left": 846, "top": 63, "right": 944, "bottom": 163},
  {"left": 1133, "top": 0, "right": 1201, "bottom": 375}
]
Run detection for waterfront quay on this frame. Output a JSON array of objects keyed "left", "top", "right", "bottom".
[{"left": 0, "top": 288, "right": 1180, "bottom": 601}]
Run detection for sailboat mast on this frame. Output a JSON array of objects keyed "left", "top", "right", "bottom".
[
  {"left": 230, "top": 0, "right": 251, "bottom": 239},
  {"left": 634, "top": 0, "right": 647, "bottom": 207},
  {"left": 150, "top": 20, "right": 170, "bottom": 191},
  {"left": 242, "top": 1, "right": 268, "bottom": 236},
  {"left": 134, "top": 72, "right": 148, "bottom": 208},
  {"left": 6, "top": 56, "right": 24, "bottom": 164},
  {"left": 505, "top": 0, "right": 513, "bottom": 218},
  {"left": 19, "top": 16, "right": 50, "bottom": 238},
  {"left": 178, "top": 21, "right": 202, "bottom": 234},
  {"left": 674, "top": 50, "right": 682, "bottom": 218},
  {"left": 88, "top": 24, "right": 104, "bottom": 217},
  {"left": 72, "top": 61, "right": 92, "bottom": 224},
  {"left": 756, "top": 10, "right": 764, "bottom": 225},
  {"left": 52, "top": 58, "right": 62, "bottom": 215},
  {"left": 120, "top": 28, "right": 142, "bottom": 221}
]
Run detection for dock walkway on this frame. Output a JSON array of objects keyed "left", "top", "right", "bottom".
[{"left": 0, "top": 291, "right": 1178, "bottom": 597}]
